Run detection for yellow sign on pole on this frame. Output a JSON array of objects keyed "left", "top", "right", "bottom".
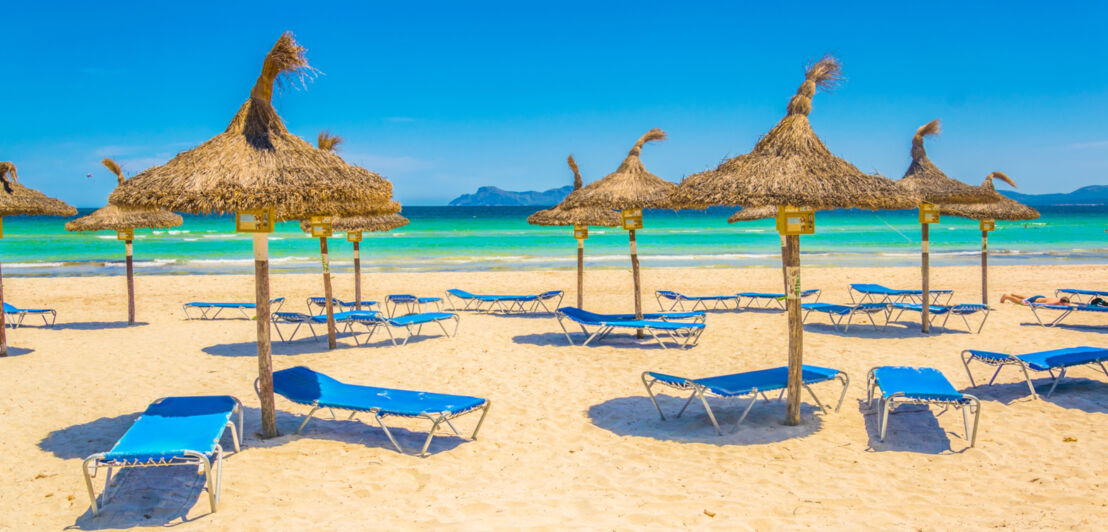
[
  {"left": 346, "top": 231, "right": 363, "bottom": 243},
  {"left": 116, "top": 229, "right": 134, "bottom": 241},
  {"left": 775, "top": 206, "right": 815, "bottom": 235},
  {"left": 573, "top": 225, "right": 588, "bottom": 239},
  {"left": 620, "top": 209, "right": 643, "bottom": 230},
  {"left": 919, "top": 202, "right": 941, "bottom": 224},
  {"left": 309, "top": 215, "right": 333, "bottom": 238},
  {"left": 235, "top": 207, "right": 276, "bottom": 233},
  {"left": 979, "top": 219, "right": 995, "bottom": 232}
]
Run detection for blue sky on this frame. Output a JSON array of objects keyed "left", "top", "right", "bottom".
[{"left": 3, "top": 1, "right": 1106, "bottom": 206}]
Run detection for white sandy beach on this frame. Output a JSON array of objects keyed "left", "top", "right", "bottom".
[{"left": 0, "top": 264, "right": 1106, "bottom": 530}]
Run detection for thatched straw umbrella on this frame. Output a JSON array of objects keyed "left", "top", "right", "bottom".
[
  {"left": 560, "top": 130, "right": 674, "bottom": 331},
  {"left": 894, "top": 120, "right": 1002, "bottom": 331},
  {"left": 109, "top": 33, "right": 392, "bottom": 437},
  {"left": 942, "top": 172, "right": 1039, "bottom": 304},
  {"left": 0, "top": 162, "right": 77, "bottom": 356},
  {"left": 66, "top": 158, "right": 183, "bottom": 325},
  {"left": 527, "top": 155, "right": 620, "bottom": 308},
  {"left": 671, "top": 56, "right": 915, "bottom": 425}
]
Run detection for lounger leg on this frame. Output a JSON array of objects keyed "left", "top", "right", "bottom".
[
  {"left": 694, "top": 386, "right": 722, "bottom": 436},
  {"left": 556, "top": 316, "right": 576, "bottom": 345},
  {"left": 373, "top": 412, "right": 406, "bottom": 454},
  {"left": 1046, "top": 368, "right": 1067, "bottom": 398},
  {"left": 296, "top": 405, "right": 321, "bottom": 434},
  {"left": 987, "top": 365, "right": 1005, "bottom": 386},
  {"left": 959, "top": 351, "right": 978, "bottom": 388},
  {"left": 82, "top": 456, "right": 102, "bottom": 516},
  {"left": 834, "top": 373, "right": 850, "bottom": 412},
  {"left": 420, "top": 415, "right": 446, "bottom": 457},
  {"left": 641, "top": 373, "right": 667, "bottom": 420},
  {"left": 880, "top": 398, "right": 892, "bottom": 441},
  {"left": 963, "top": 395, "right": 981, "bottom": 447},
  {"left": 1017, "top": 362, "right": 1039, "bottom": 399},
  {"left": 200, "top": 454, "right": 217, "bottom": 512},
  {"left": 470, "top": 402, "right": 491, "bottom": 440},
  {"left": 675, "top": 392, "right": 697, "bottom": 418},
  {"left": 802, "top": 384, "right": 828, "bottom": 414},
  {"left": 733, "top": 394, "right": 760, "bottom": 430}
]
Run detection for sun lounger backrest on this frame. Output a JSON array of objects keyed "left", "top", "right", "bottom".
[{"left": 447, "top": 289, "right": 477, "bottom": 299}]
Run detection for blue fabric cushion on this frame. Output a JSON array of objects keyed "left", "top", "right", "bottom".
[
  {"left": 273, "top": 366, "right": 485, "bottom": 417},
  {"left": 103, "top": 396, "right": 236, "bottom": 463},
  {"left": 873, "top": 367, "right": 963, "bottom": 401}
]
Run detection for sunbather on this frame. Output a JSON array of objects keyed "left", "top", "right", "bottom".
[{"left": 1000, "top": 293, "right": 1070, "bottom": 306}]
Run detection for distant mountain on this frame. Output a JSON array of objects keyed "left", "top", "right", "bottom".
[
  {"left": 1000, "top": 185, "right": 1108, "bottom": 205},
  {"left": 448, "top": 185, "right": 575, "bottom": 206}
]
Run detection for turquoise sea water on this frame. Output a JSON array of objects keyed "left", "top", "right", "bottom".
[{"left": 1, "top": 206, "right": 1105, "bottom": 277}]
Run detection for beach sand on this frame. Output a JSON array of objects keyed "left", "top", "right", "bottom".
[{"left": 1, "top": 264, "right": 1106, "bottom": 530}]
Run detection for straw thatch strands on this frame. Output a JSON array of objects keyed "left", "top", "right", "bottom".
[
  {"left": 895, "top": 120, "right": 1002, "bottom": 332},
  {"left": 943, "top": 172, "right": 1040, "bottom": 304},
  {"left": 726, "top": 205, "right": 777, "bottom": 223},
  {"left": 108, "top": 33, "right": 392, "bottom": 438},
  {"left": 66, "top": 159, "right": 183, "bottom": 325},
  {"left": 0, "top": 162, "right": 76, "bottom": 356},
  {"left": 528, "top": 155, "right": 620, "bottom": 308},
  {"left": 559, "top": 130, "right": 674, "bottom": 329},
  {"left": 672, "top": 56, "right": 914, "bottom": 426}
]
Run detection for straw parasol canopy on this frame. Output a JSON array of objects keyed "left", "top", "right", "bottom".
[
  {"left": 300, "top": 212, "right": 409, "bottom": 233},
  {"left": 941, "top": 172, "right": 1039, "bottom": 221},
  {"left": 671, "top": 57, "right": 913, "bottom": 211},
  {"left": 0, "top": 162, "right": 78, "bottom": 217},
  {"left": 109, "top": 33, "right": 392, "bottom": 218},
  {"left": 66, "top": 159, "right": 183, "bottom": 232},
  {"left": 727, "top": 205, "right": 778, "bottom": 223},
  {"left": 528, "top": 155, "right": 621, "bottom": 227},
  {"left": 560, "top": 129, "right": 674, "bottom": 210},
  {"left": 895, "top": 120, "right": 1002, "bottom": 204}
]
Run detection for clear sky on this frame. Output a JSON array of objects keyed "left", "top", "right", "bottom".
[{"left": 3, "top": 1, "right": 1106, "bottom": 206}]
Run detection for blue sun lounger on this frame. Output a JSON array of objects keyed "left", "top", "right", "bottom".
[
  {"left": 307, "top": 297, "right": 378, "bottom": 314},
  {"left": 271, "top": 310, "right": 378, "bottom": 342},
  {"left": 81, "top": 396, "right": 243, "bottom": 516},
  {"left": 866, "top": 366, "right": 980, "bottom": 447},
  {"left": 385, "top": 294, "right": 444, "bottom": 317},
  {"left": 445, "top": 289, "right": 564, "bottom": 314},
  {"left": 270, "top": 366, "right": 490, "bottom": 457},
  {"left": 888, "top": 302, "right": 991, "bottom": 333},
  {"left": 801, "top": 302, "right": 889, "bottom": 331},
  {"left": 1026, "top": 301, "right": 1108, "bottom": 327},
  {"left": 849, "top": 283, "right": 954, "bottom": 305},
  {"left": 3, "top": 302, "right": 57, "bottom": 328},
  {"left": 183, "top": 297, "right": 285, "bottom": 320},
  {"left": 654, "top": 290, "right": 737, "bottom": 311},
  {"left": 641, "top": 365, "right": 848, "bottom": 435},
  {"left": 556, "top": 307, "right": 706, "bottom": 349},
  {"left": 349, "top": 311, "right": 460, "bottom": 346},
  {"left": 1055, "top": 288, "right": 1108, "bottom": 304},
  {"left": 960, "top": 346, "right": 1108, "bottom": 399},
  {"left": 735, "top": 289, "right": 820, "bottom": 309}
]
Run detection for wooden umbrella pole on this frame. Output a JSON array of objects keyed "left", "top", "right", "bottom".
[
  {"left": 629, "top": 229, "right": 643, "bottom": 338},
  {"left": 779, "top": 234, "right": 788, "bottom": 292},
  {"left": 125, "top": 240, "right": 135, "bottom": 325},
  {"left": 981, "top": 230, "right": 988, "bottom": 305},
  {"left": 0, "top": 259, "right": 6, "bottom": 357},
  {"left": 576, "top": 238, "right": 584, "bottom": 308},
  {"left": 320, "top": 237, "right": 337, "bottom": 349},
  {"left": 921, "top": 223, "right": 930, "bottom": 333},
  {"left": 253, "top": 233, "right": 277, "bottom": 438},
  {"left": 353, "top": 241, "right": 362, "bottom": 310},
  {"left": 784, "top": 234, "right": 803, "bottom": 425}
]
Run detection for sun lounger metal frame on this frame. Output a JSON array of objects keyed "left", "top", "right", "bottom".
[
  {"left": 735, "top": 289, "right": 820, "bottom": 310},
  {"left": 1055, "top": 288, "right": 1108, "bottom": 305},
  {"left": 81, "top": 396, "right": 243, "bottom": 517},
  {"left": 848, "top": 283, "right": 954, "bottom": 305},
  {"left": 866, "top": 366, "right": 980, "bottom": 447},
  {"left": 654, "top": 290, "right": 737, "bottom": 311},
  {"left": 888, "top": 302, "right": 990, "bottom": 333},
  {"left": 1026, "top": 302, "right": 1108, "bottom": 327},
  {"left": 385, "top": 294, "right": 444, "bottom": 317},
  {"left": 182, "top": 297, "right": 285, "bottom": 320},
  {"left": 445, "top": 289, "right": 564, "bottom": 314},
  {"left": 350, "top": 312, "right": 460, "bottom": 346},
  {"left": 641, "top": 366, "right": 849, "bottom": 435},
  {"left": 306, "top": 297, "right": 378, "bottom": 314},
  {"left": 3, "top": 303, "right": 57, "bottom": 328},
  {"left": 268, "top": 367, "right": 490, "bottom": 457},
  {"left": 960, "top": 346, "right": 1108, "bottom": 399},
  {"left": 801, "top": 302, "right": 889, "bottom": 331},
  {"left": 556, "top": 307, "right": 706, "bottom": 349}
]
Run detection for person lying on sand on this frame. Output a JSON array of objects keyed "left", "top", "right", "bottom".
[{"left": 999, "top": 293, "right": 1071, "bottom": 305}]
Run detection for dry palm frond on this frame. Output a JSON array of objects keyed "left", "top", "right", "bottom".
[
  {"left": 317, "top": 130, "right": 344, "bottom": 153},
  {"left": 671, "top": 56, "right": 914, "bottom": 211},
  {"left": 895, "top": 119, "right": 1001, "bottom": 205},
  {"left": 559, "top": 129, "right": 675, "bottom": 210},
  {"left": 0, "top": 161, "right": 78, "bottom": 217},
  {"left": 102, "top": 158, "right": 125, "bottom": 184},
  {"left": 941, "top": 171, "right": 1038, "bottom": 221},
  {"left": 109, "top": 33, "right": 391, "bottom": 219}
]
